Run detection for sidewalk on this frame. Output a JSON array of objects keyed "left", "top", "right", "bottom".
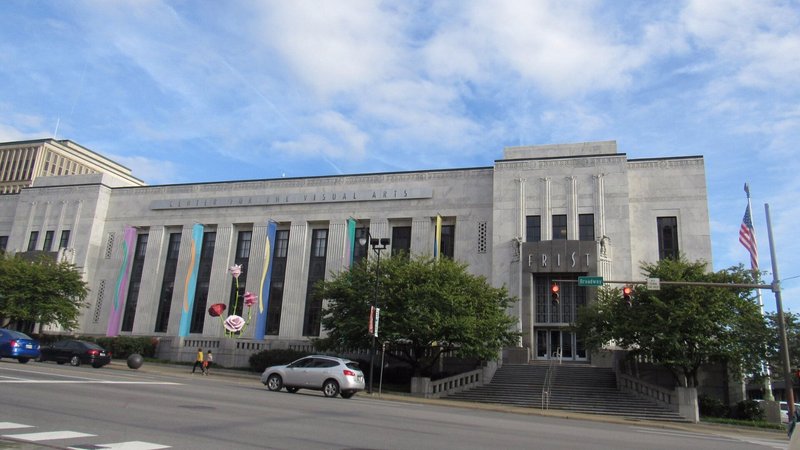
[{"left": 109, "top": 360, "right": 789, "bottom": 443}]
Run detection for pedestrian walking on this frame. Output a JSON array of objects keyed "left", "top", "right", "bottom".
[
  {"left": 191, "top": 348, "right": 204, "bottom": 374},
  {"left": 203, "top": 351, "right": 213, "bottom": 375}
]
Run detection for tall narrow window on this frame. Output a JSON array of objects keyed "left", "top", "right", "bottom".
[
  {"left": 267, "top": 229, "right": 290, "bottom": 335},
  {"left": 59, "top": 230, "right": 70, "bottom": 249},
  {"left": 552, "top": 215, "right": 567, "bottom": 240},
  {"left": 121, "top": 234, "right": 148, "bottom": 332},
  {"left": 303, "top": 229, "right": 328, "bottom": 336},
  {"left": 154, "top": 233, "right": 181, "bottom": 333},
  {"left": 578, "top": 214, "right": 595, "bottom": 241},
  {"left": 657, "top": 217, "right": 679, "bottom": 260},
  {"left": 391, "top": 226, "right": 411, "bottom": 257},
  {"left": 229, "top": 231, "right": 252, "bottom": 317},
  {"left": 0, "top": 236, "right": 7, "bottom": 252},
  {"left": 441, "top": 225, "right": 455, "bottom": 258},
  {"left": 190, "top": 231, "right": 216, "bottom": 334},
  {"left": 27, "top": 231, "right": 38, "bottom": 251},
  {"left": 353, "top": 227, "right": 369, "bottom": 265},
  {"left": 43, "top": 231, "right": 55, "bottom": 252},
  {"left": 526, "top": 216, "right": 541, "bottom": 242}
]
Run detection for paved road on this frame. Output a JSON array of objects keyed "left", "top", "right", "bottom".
[{"left": 0, "top": 359, "right": 790, "bottom": 449}]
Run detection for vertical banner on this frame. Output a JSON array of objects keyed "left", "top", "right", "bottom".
[
  {"left": 178, "top": 224, "right": 204, "bottom": 337},
  {"left": 254, "top": 221, "right": 277, "bottom": 340},
  {"left": 344, "top": 218, "right": 356, "bottom": 269},
  {"left": 106, "top": 226, "right": 136, "bottom": 336},
  {"left": 434, "top": 214, "right": 442, "bottom": 260}
]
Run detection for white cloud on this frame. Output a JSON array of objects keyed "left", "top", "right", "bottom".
[{"left": 105, "top": 153, "right": 182, "bottom": 185}]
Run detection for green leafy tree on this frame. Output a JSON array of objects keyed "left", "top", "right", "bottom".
[
  {"left": 574, "top": 258, "right": 768, "bottom": 387},
  {"left": 0, "top": 253, "right": 89, "bottom": 332},
  {"left": 316, "top": 254, "right": 519, "bottom": 376},
  {"left": 764, "top": 311, "right": 800, "bottom": 381}
]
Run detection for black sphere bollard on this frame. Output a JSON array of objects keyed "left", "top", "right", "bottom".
[{"left": 127, "top": 353, "right": 144, "bottom": 370}]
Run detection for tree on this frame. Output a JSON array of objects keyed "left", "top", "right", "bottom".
[
  {"left": 315, "top": 254, "right": 519, "bottom": 376},
  {"left": 764, "top": 311, "right": 800, "bottom": 381},
  {"left": 574, "top": 257, "right": 768, "bottom": 387},
  {"left": 0, "top": 253, "right": 89, "bottom": 332}
]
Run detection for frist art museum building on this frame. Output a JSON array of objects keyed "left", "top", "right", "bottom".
[{"left": 0, "top": 138, "right": 711, "bottom": 368}]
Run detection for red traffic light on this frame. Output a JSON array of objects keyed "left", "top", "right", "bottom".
[
  {"left": 622, "top": 285, "right": 633, "bottom": 307},
  {"left": 551, "top": 283, "right": 560, "bottom": 304}
]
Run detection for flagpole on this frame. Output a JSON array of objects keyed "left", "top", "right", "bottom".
[{"left": 747, "top": 184, "right": 774, "bottom": 400}]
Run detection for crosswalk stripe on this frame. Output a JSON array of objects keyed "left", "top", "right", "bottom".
[
  {"left": 3, "top": 430, "right": 96, "bottom": 441},
  {"left": 0, "top": 380, "right": 181, "bottom": 385},
  {"left": 0, "top": 422, "right": 33, "bottom": 430},
  {"left": 69, "top": 441, "right": 171, "bottom": 449}
]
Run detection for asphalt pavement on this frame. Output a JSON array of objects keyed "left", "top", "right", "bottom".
[{"left": 108, "top": 359, "right": 790, "bottom": 445}]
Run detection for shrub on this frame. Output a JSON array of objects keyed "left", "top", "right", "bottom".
[
  {"left": 249, "top": 349, "right": 311, "bottom": 372},
  {"left": 732, "top": 399, "right": 765, "bottom": 421},
  {"left": 698, "top": 394, "right": 728, "bottom": 418}
]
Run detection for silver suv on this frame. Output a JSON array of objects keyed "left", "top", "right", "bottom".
[{"left": 261, "top": 355, "right": 365, "bottom": 398}]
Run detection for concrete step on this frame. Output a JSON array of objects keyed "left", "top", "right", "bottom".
[{"left": 444, "top": 363, "right": 688, "bottom": 422}]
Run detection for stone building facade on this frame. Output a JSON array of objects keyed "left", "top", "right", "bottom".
[{"left": 0, "top": 139, "right": 711, "bottom": 366}]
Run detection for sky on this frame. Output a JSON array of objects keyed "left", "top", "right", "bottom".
[{"left": 1, "top": 0, "right": 799, "bottom": 311}]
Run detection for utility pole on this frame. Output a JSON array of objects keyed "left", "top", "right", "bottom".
[{"left": 766, "top": 203, "right": 795, "bottom": 419}]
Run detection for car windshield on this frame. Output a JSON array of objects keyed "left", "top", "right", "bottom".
[{"left": 82, "top": 342, "right": 104, "bottom": 350}]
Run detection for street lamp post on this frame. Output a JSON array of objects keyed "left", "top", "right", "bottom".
[{"left": 359, "top": 233, "right": 390, "bottom": 394}]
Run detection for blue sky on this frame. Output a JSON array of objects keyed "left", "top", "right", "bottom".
[{"left": 1, "top": 1, "right": 799, "bottom": 311}]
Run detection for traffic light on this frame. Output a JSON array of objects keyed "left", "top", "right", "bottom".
[
  {"left": 622, "top": 285, "right": 633, "bottom": 307},
  {"left": 551, "top": 283, "right": 560, "bottom": 305}
]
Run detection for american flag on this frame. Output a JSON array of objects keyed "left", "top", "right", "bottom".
[{"left": 739, "top": 206, "right": 758, "bottom": 270}]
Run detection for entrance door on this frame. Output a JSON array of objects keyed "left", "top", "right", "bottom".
[{"left": 534, "top": 329, "right": 586, "bottom": 361}]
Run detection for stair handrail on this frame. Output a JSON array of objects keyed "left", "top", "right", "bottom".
[{"left": 541, "top": 347, "right": 561, "bottom": 410}]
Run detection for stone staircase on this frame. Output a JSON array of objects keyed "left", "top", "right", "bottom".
[{"left": 444, "top": 363, "right": 688, "bottom": 422}]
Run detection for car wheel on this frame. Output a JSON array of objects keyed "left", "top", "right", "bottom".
[
  {"left": 340, "top": 391, "right": 355, "bottom": 399},
  {"left": 18, "top": 358, "right": 29, "bottom": 364},
  {"left": 286, "top": 387, "right": 299, "bottom": 394},
  {"left": 70, "top": 356, "right": 81, "bottom": 366},
  {"left": 322, "top": 380, "right": 340, "bottom": 398},
  {"left": 266, "top": 374, "right": 283, "bottom": 391}
]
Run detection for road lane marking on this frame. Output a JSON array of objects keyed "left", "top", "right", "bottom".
[
  {"left": 0, "top": 422, "right": 33, "bottom": 430},
  {"left": 0, "top": 380, "right": 181, "bottom": 384},
  {"left": 3, "top": 430, "right": 96, "bottom": 441},
  {"left": 69, "top": 441, "right": 171, "bottom": 449}
]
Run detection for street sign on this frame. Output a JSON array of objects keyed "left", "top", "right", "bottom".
[
  {"left": 646, "top": 277, "right": 661, "bottom": 290},
  {"left": 578, "top": 276, "right": 604, "bottom": 287}
]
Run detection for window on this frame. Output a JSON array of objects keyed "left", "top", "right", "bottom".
[
  {"left": 121, "top": 234, "right": 148, "bottom": 332},
  {"left": 526, "top": 216, "right": 541, "bottom": 242},
  {"left": 229, "top": 230, "right": 252, "bottom": 317},
  {"left": 43, "top": 231, "right": 55, "bottom": 252},
  {"left": 657, "top": 217, "right": 679, "bottom": 260},
  {"left": 267, "top": 229, "right": 291, "bottom": 335},
  {"left": 440, "top": 225, "right": 455, "bottom": 258},
  {"left": 354, "top": 227, "right": 369, "bottom": 264},
  {"left": 27, "top": 231, "right": 38, "bottom": 251},
  {"left": 0, "top": 236, "right": 7, "bottom": 252},
  {"left": 190, "top": 231, "right": 216, "bottom": 334},
  {"left": 59, "top": 230, "right": 70, "bottom": 249},
  {"left": 235, "top": 231, "right": 252, "bottom": 259},
  {"left": 579, "top": 214, "right": 594, "bottom": 241},
  {"left": 154, "top": 232, "right": 182, "bottom": 333},
  {"left": 391, "top": 226, "right": 411, "bottom": 257},
  {"left": 552, "top": 215, "right": 567, "bottom": 240},
  {"left": 303, "top": 229, "right": 328, "bottom": 336}
]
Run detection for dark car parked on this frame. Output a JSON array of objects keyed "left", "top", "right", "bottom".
[
  {"left": 0, "top": 328, "right": 40, "bottom": 363},
  {"left": 39, "top": 340, "right": 111, "bottom": 368}
]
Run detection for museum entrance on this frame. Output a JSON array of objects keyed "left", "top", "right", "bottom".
[{"left": 532, "top": 273, "right": 587, "bottom": 361}]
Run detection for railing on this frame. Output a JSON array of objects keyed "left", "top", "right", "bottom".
[
  {"left": 429, "top": 369, "right": 484, "bottom": 398},
  {"left": 541, "top": 347, "right": 562, "bottom": 410},
  {"left": 617, "top": 372, "right": 676, "bottom": 411}
]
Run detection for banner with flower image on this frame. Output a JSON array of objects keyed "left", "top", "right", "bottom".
[
  {"left": 106, "top": 226, "right": 136, "bottom": 336},
  {"left": 254, "top": 221, "right": 277, "bottom": 340},
  {"left": 178, "top": 223, "right": 204, "bottom": 337}
]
